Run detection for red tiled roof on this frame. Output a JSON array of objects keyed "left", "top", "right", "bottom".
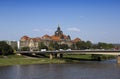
[
  {"left": 62, "top": 34, "right": 68, "bottom": 39},
  {"left": 21, "top": 35, "right": 30, "bottom": 40},
  {"left": 51, "top": 35, "right": 60, "bottom": 41},
  {"left": 73, "top": 38, "right": 81, "bottom": 42},
  {"left": 32, "top": 37, "right": 41, "bottom": 42},
  {"left": 42, "top": 34, "right": 51, "bottom": 39}
]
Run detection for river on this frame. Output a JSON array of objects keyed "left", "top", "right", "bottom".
[{"left": 0, "top": 60, "right": 120, "bottom": 79}]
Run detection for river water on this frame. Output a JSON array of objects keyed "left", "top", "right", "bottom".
[{"left": 0, "top": 60, "right": 120, "bottom": 79}]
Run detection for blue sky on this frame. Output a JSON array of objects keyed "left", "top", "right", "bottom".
[{"left": 0, "top": 0, "right": 120, "bottom": 43}]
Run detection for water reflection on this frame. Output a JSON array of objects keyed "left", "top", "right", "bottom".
[{"left": 0, "top": 60, "right": 120, "bottom": 79}]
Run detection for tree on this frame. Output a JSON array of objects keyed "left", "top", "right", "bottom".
[
  {"left": 59, "top": 44, "right": 69, "bottom": 50},
  {"left": 97, "top": 42, "right": 113, "bottom": 49},
  {"left": 70, "top": 43, "right": 76, "bottom": 50},
  {"left": 76, "top": 41, "right": 87, "bottom": 50},
  {"left": 21, "top": 47, "right": 30, "bottom": 51},
  {"left": 92, "top": 44, "right": 98, "bottom": 49},
  {"left": 48, "top": 41, "right": 55, "bottom": 50},
  {"left": 86, "top": 41, "right": 92, "bottom": 49},
  {"left": 0, "top": 41, "right": 13, "bottom": 56},
  {"left": 38, "top": 42, "right": 48, "bottom": 50},
  {"left": 54, "top": 42, "right": 59, "bottom": 50}
]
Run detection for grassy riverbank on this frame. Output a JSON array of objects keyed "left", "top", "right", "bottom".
[
  {"left": 0, "top": 54, "right": 116, "bottom": 66},
  {"left": 0, "top": 55, "right": 66, "bottom": 66}
]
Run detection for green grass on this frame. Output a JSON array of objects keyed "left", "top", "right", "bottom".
[
  {"left": 63, "top": 54, "right": 116, "bottom": 62},
  {"left": 0, "top": 55, "right": 66, "bottom": 66},
  {"left": 64, "top": 54, "right": 92, "bottom": 60},
  {"left": 0, "top": 54, "right": 116, "bottom": 66},
  {"left": 0, "top": 58, "right": 66, "bottom": 66},
  {"left": 0, "top": 54, "right": 92, "bottom": 66}
]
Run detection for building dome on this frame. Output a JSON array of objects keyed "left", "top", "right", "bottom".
[{"left": 55, "top": 26, "right": 63, "bottom": 36}]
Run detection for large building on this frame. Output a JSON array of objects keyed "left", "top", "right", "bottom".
[{"left": 20, "top": 26, "right": 81, "bottom": 51}]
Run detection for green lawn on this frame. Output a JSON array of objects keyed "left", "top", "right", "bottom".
[
  {"left": 63, "top": 54, "right": 116, "bottom": 62},
  {"left": 64, "top": 54, "right": 92, "bottom": 60},
  {"left": 0, "top": 55, "right": 66, "bottom": 66},
  {"left": 0, "top": 54, "right": 116, "bottom": 66}
]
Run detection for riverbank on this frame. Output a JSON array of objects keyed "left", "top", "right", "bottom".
[
  {"left": 0, "top": 55, "right": 66, "bottom": 66},
  {"left": 0, "top": 54, "right": 116, "bottom": 66}
]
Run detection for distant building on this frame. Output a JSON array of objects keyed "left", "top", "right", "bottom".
[{"left": 20, "top": 26, "right": 81, "bottom": 51}]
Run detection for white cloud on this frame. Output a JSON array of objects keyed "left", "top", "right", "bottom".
[
  {"left": 44, "top": 29, "right": 53, "bottom": 32},
  {"left": 33, "top": 29, "right": 40, "bottom": 32},
  {"left": 67, "top": 27, "right": 80, "bottom": 32},
  {"left": 33, "top": 28, "right": 54, "bottom": 35}
]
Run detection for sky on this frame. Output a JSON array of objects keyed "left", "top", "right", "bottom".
[{"left": 0, "top": 0, "right": 120, "bottom": 43}]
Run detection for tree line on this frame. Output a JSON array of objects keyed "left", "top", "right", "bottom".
[{"left": 73, "top": 41, "right": 114, "bottom": 50}]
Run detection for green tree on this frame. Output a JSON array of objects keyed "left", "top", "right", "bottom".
[
  {"left": 76, "top": 41, "right": 87, "bottom": 50},
  {"left": 38, "top": 42, "right": 48, "bottom": 50},
  {"left": 0, "top": 41, "right": 13, "bottom": 56},
  {"left": 92, "top": 44, "right": 98, "bottom": 49},
  {"left": 70, "top": 43, "right": 76, "bottom": 50},
  {"left": 86, "top": 41, "right": 92, "bottom": 49},
  {"left": 54, "top": 42, "right": 59, "bottom": 50},
  {"left": 108, "top": 44, "right": 114, "bottom": 49},
  {"left": 48, "top": 41, "right": 55, "bottom": 50},
  {"left": 59, "top": 44, "right": 69, "bottom": 50},
  {"left": 97, "top": 42, "right": 113, "bottom": 49},
  {"left": 21, "top": 47, "right": 30, "bottom": 51},
  {"left": 92, "top": 42, "right": 114, "bottom": 49}
]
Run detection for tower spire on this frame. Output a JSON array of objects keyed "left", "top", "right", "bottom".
[
  {"left": 58, "top": 24, "right": 60, "bottom": 27},
  {"left": 58, "top": 24, "right": 60, "bottom": 31},
  {"left": 55, "top": 25, "right": 63, "bottom": 36},
  {"left": 57, "top": 24, "right": 61, "bottom": 31}
]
